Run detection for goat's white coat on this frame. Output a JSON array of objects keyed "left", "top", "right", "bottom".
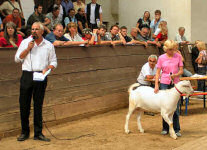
[{"left": 125, "top": 80, "right": 194, "bottom": 139}]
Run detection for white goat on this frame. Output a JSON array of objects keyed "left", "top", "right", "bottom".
[{"left": 124, "top": 80, "right": 194, "bottom": 139}]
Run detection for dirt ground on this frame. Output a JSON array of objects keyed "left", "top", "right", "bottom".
[{"left": 1, "top": 99, "right": 207, "bottom": 150}]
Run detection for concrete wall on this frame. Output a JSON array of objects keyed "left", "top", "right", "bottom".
[
  {"left": 119, "top": 0, "right": 191, "bottom": 41},
  {"left": 191, "top": 0, "right": 207, "bottom": 42}
]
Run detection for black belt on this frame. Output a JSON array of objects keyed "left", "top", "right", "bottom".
[{"left": 23, "top": 70, "right": 42, "bottom": 73}]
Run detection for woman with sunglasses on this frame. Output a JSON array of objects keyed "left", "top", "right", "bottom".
[
  {"left": 0, "top": 21, "right": 23, "bottom": 47},
  {"left": 154, "top": 40, "right": 183, "bottom": 137}
]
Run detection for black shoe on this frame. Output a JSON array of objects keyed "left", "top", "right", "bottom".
[
  {"left": 17, "top": 134, "right": 29, "bottom": 141},
  {"left": 34, "top": 134, "right": 50, "bottom": 142}
]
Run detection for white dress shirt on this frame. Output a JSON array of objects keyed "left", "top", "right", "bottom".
[
  {"left": 15, "top": 36, "right": 57, "bottom": 71},
  {"left": 85, "top": 4, "right": 102, "bottom": 24},
  {"left": 174, "top": 33, "right": 187, "bottom": 43},
  {"left": 137, "top": 62, "right": 157, "bottom": 85}
]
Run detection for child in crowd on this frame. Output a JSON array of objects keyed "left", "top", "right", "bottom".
[{"left": 155, "top": 26, "right": 168, "bottom": 47}]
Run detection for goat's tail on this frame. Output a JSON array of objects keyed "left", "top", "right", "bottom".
[{"left": 128, "top": 83, "right": 140, "bottom": 93}]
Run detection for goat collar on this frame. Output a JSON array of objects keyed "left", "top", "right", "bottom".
[{"left": 175, "top": 86, "right": 182, "bottom": 95}]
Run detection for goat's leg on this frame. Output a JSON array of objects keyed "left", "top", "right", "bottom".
[
  {"left": 125, "top": 102, "right": 136, "bottom": 134},
  {"left": 162, "top": 113, "right": 177, "bottom": 140},
  {"left": 137, "top": 110, "right": 144, "bottom": 133}
]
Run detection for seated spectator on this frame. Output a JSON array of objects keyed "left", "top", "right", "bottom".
[
  {"left": 45, "top": 23, "right": 71, "bottom": 46},
  {"left": 73, "top": 0, "right": 85, "bottom": 13},
  {"left": 96, "top": 25, "right": 112, "bottom": 45},
  {"left": 105, "top": 25, "right": 126, "bottom": 45},
  {"left": 82, "top": 28, "right": 96, "bottom": 45},
  {"left": 136, "top": 11, "right": 151, "bottom": 33},
  {"left": 3, "top": 8, "right": 25, "bottom": 37},
  {"left": 152, "top": 20, "right": 167, "bottom": 39},
  {"left": 75, "top": 8, "right": 88, "bottom": 35},
  {"left": 195, "top": 41, "right": 207, "bottom": 91},
  {"left": 26, "top": 5, "right": 50, "bottom": 36},
  {"left": 137, "top": 27, "right": 159, "bottom": 46},
  {"left": 64, "top": 22, "right": 88, "bottom": 46},
  {"left": 0, "top": 22, "right": 23, "bottom": 47},
  {"left": 85, "top": 0, "right": 102, "bottom": 30},
  {"left": 155, "top": 26, "right": 168, "bottom": 47},
  {"left": 191, "top": 40, "right": 200, "bottom": 73},
  {"left": 137, "top": 54, "right": 157, "bottom": 86},
  {"left": 61, "top": 0, "right": 74, "bottom": 18},
  {"left": 120, "top": 26, "right": 147, "bottom": 46},
  {"left": 0, "top": 0, "right": 23, "bottom": 19},
  {"left": 175, "top": 27, "right": 189, "bottom": 44},
  {"left": 150, "top": 10, "right": 163, "bottom": 40},
  {"left": 64, "top": 8, "right": 77, "bottom": 27},
  {"left": 46, "top": 5, "right": 62, "bottom": 31},
  {"left": 48, "top": 0, "right": 63, "bottom": 22}
]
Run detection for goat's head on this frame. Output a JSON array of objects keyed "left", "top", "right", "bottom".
[{"left": 175, "top": 80, "right": 194, "bottom": 97}]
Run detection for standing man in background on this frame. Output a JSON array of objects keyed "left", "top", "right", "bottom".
[
  {"left": 85, "top": 0, "right": 102, "bottom": 30},
  {"left": 15, "top": 22, "right": 57, "bottom": 142}
]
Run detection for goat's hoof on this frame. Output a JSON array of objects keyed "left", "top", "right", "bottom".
[
  {"left": 170, "top": 134, "right": 177, "bottom": 140},
  {"left": 125, "top": 129, "right": 130, "bottom": 134},
  {"left": 140, "top": 129, "right": 144, "bottom": 133}
]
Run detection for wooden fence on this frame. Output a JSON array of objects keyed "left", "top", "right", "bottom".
[{"left": 0, "top": 44, "right": 193, "bottom": 138}]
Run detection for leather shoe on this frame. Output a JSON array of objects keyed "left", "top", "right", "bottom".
[
  {"left": 17, "top": 134, "right": 29, "bottom": 141},
  {"left": 34, "top": 134, "right": 50, "bottom": 142}
]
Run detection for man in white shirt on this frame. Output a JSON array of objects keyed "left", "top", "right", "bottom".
[
  {"left": 85, "top": 0, "right": 102, "bottom": 30},
  {"left": 137, "top": 55, "right": 157, "bottom": 86},
  {"left": 15, "top": 22, "right": 57, "bottom": 142},
  {"left": 175, "top": 27, "right": 189, "bottom": 44}
]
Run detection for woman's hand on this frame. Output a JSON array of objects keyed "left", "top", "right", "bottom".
[{"left": 154, "top": 85, "right": 159, "bottom": 93}]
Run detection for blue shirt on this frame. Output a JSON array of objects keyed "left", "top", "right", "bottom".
[
  {"left": 150, "top": 18, "right": 163, "bottom": 34},
  {"left": 64, "top": 16, "right": 77, "bottom": 26},
  {"left": 0, "top": 17, "right": 2, "bottom": 25},
  {"left": 61, "top": 0, "right": 74, "bottom": 16},
  {"left": 45, "top": 32, "right": 69, "bottom": 44}
]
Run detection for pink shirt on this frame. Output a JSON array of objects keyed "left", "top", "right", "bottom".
[{"left": 157, "top": 53, "right": 183, "bottom": 84}]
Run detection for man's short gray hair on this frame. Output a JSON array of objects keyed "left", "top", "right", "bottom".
[
  {"left": 178, "top": 27, "right": 185, "bottom": 31},
  {"left": 148, "top": 55, "right": 158, "bottom": 61},
  {"left": 32, "top": 22, "right": 44, "bottom": 31}
]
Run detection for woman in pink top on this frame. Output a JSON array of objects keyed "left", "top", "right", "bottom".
[{"left": 154, "top": 40, "right": 183, "bottom": 137}]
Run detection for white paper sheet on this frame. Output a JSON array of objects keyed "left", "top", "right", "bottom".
[{"left": 33, "top": 69, "right": 51, "bottom": 81}]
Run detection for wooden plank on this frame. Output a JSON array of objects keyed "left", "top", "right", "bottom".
[
  {"left": 53, "top": 92, "right": 128, "bottom": 120},
  {"left": 0, "top": 66, "right": 138, "bottom": 97},
  {"left": 0, "top": 77, "right": 136, "bottom": 114}
]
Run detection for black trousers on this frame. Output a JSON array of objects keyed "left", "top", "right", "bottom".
[{"left": 19, "top": 71, "right": 47, "bottom": 136}]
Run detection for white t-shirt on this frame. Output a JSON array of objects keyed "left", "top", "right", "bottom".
[
  {"left": 154, "top": 28, "right": 161, "bottom": 36},
  {"left": 64, "top": 33, "right": 83, "bottom": 42},
  {"left": 85, "top": 3, "right": 102, "bottom": 24},
  {"left": 137, "top": 62, "right": 157, "bottom": 85}
]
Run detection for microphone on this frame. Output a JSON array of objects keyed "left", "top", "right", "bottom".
[{"left": 32, "top": 35, "right": 37, "bottom": 42}]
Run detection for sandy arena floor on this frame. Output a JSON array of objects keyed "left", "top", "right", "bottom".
[{"left": 1, "top": 99, "right": 207, "bottom": 150}]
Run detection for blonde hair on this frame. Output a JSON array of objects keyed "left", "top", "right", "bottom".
[
  {"left": 158, "top": 21, "right": 168, "bottom": 35},
  {"left": 67, "top": 22, "right": 77, "bottom": 29},
  {"left": 163, "top": 40, "right": 176, "bottom": 52},
  {"left": 197, "top": 41, "right": 206, "bottom": 51}
]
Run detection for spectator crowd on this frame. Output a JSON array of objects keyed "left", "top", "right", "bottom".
[{"left": 0, "top": 0, "right": 206, "bottom": 76}]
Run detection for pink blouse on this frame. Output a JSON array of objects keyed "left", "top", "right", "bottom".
[{"left": 157, "top": 53, "right": 183, "bottom": 84}]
